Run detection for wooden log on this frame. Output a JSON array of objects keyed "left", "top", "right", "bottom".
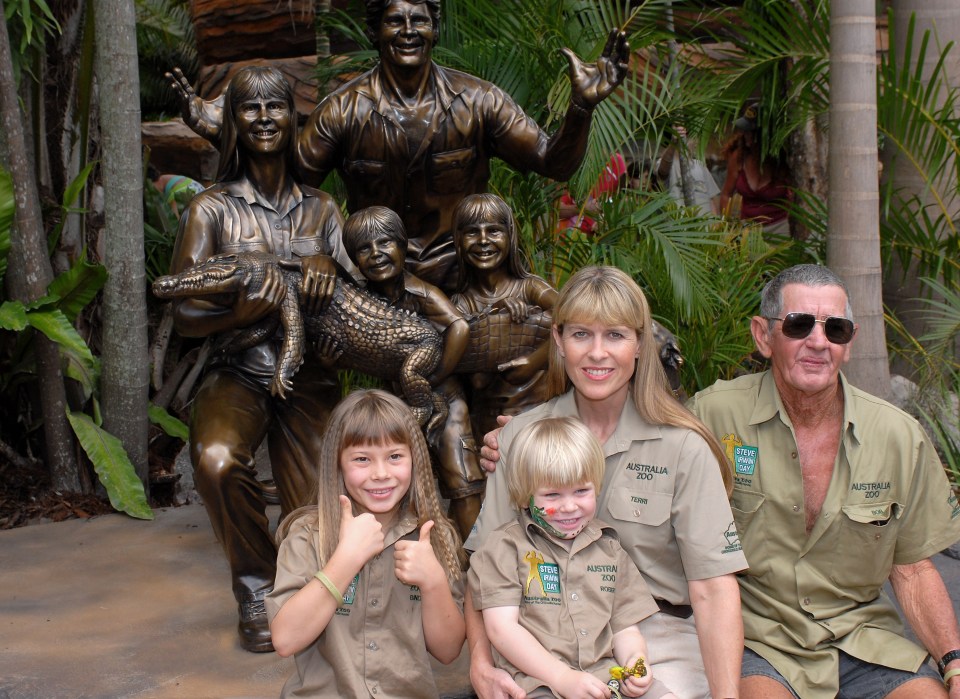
[
  {"left": 142, "top": 119, "right": 219, "bottom": 183},
  {"left": 191, "top": 0, "right": 315, "bottom": 64}
]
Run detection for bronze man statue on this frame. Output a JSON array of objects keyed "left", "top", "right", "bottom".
[
  {"left": 167, "top": 66, "right": 358, "bottom": 653},
  {"left": 168, "top": 0, "right": 630, "bottom": 290}
]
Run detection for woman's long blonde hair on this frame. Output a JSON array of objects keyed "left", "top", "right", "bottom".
[
  {"left": 277, "top": 389, "right": 464, "bottom": 580},
  {"left": 546, "top": 266, "right": 733, "bottom": 494}
]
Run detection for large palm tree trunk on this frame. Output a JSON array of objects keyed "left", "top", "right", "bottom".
[
  {"left": 827, "top": 0, "right": 890, "bottom": 397},
  {"left": 94, "top": 0, "right": 150, "bottom": 485},
  {"left": 0, "top": 0, "right": 79, "bottom": 490}
]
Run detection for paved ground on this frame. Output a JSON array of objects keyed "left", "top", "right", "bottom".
[
  {"left": 3, "top": 501, "right": 960, "bottom": 699},
  {"left": 0, "top": 504, "right": 474, "bottom": 699}
]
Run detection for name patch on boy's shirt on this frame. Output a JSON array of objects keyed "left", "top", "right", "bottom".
[{"left": 522, "top": 551, "right": 561, "bottom": 604}]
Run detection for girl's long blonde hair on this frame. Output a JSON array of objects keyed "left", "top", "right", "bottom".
[
  {"left": 277, "top": 389, "right": 464, "bottom": 580},
  {"left": 546, "top": 266, "right": 733, "bottom": 494}
]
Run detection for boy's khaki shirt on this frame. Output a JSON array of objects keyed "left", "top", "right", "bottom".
[{"left": 469, "top": 513, "right": 658, "bottom": 694}]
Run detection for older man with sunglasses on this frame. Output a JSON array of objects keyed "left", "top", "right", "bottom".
[{"left": 690, "top": 264, "right": 960, "bottom": 699}]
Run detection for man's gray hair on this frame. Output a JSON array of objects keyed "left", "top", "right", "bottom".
[{"left": 760, "top": 264, "right": 854, "bottom": 324}]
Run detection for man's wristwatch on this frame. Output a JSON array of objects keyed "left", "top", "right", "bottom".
[{"left": 939, "top": 650, "right": 960, "bottom": 676}]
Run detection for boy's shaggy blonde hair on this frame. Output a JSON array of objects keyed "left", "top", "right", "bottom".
[{"left": 506, "top": 417, "right": 605, "bottom": 510}]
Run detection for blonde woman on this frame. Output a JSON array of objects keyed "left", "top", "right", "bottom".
[{"left": 466, "top": 266, "right": 745, "bottom": 699}]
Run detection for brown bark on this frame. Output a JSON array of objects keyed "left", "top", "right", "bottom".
[
  {"left": 94, "top": 0, "right": 150, "bottom": 484},
  {"left": 0, "top": 0, "right": 79, "bottom": 489}
]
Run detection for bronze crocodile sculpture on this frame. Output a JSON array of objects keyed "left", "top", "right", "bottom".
[{"left": 152, "top": 251, "right": 446, "bottom": 428}]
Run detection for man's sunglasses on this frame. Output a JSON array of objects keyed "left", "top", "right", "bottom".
[{"left": 767, "top": 313, "right": 856, "bottom": 345}]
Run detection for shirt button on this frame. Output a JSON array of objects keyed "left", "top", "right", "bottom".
[
  {"left": 314, "top": 244, "right": 321, "bottom": 251},
  {"left": 803, "top": 597, "right": 811, "bottom": 606},
  {"left": 368, "top": 641, "right": 379, "bottom": 651},
  {"left": 634, "top": 509, "right": 641, "bottom": 517},
  {"left": 793, "top": 505, "right": 801, "bottom": 513},
  {"left": 371, "top": 599, "right": 379, "bottom": 607},
  {"left": 791, "top": 451, "right": 798, "bottom": 459},
  {"left": 571, "top": 593, "right": 579, "bottom": 601},
  {"left": 579, "top": 629, "right": 588, "bottom": 636},
  {"left": 875, "top": 533, "right": 882, "bottom": 540},
  {"left": 274, "top": 223, "right": 281, "bottom": 229},
  {"left": 371, "top": 688, "right": 378, "bottom": 695}
]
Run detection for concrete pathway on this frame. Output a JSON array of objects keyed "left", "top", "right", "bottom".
[
  {"left": 0, "top": 504, "right": 473, "bottom": 699},
  {"left": 3, "top": 501, "right": 960, "bottom": 698}
]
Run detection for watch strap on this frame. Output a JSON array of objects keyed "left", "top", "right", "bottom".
[{"left": 939, "top": 649, "right": 960, "bottom": 675}]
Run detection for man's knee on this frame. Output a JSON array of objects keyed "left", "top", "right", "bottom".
[{"left": 192, "top": 441, "right": 255, "bottom": 487}]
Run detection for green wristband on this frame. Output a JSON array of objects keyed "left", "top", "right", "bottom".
[
  {"left": 314, "top": 570, "right": 344, "bottom": 606},
  {"left": 944, "top": 667, "right": 960, "bottom": 689}
]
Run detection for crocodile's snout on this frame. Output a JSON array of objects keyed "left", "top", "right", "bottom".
[{"left": 152, "top": 255, "right": 250, "bottom": 299}]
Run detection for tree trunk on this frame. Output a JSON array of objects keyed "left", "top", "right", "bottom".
[
  {"left": 93, "top": 0, "right": 150, "bottom": 485},
  {"left": 827, "top": 0, "right": 890, "bottom": 398},
  {"left": 0, "top": 0, "right": 79, "bottom": 490},
  {"left": 883, "top": 0, "right": 960, "bottom": 377}
]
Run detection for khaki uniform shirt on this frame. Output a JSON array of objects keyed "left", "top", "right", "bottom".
[
  {"left": 298, "top": 63, "right": 590, "bottom": 287},
  {"left": 465, "top": 390, "right": 747, "bottom": 604},
  {"left": 689, "top": 371, "right": 960, "bottom": 699},
  {"left": 174, "top": 177, "right": 357, "bottom": 380},
  {"left": 468, "top": 512, "right": 658, "bottom": 695},
  {"left": 266, "top": 511, "right": 464, "bottom": 699}
]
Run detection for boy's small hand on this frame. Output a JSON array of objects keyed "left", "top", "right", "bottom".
[
  {"left": 552, "top": 667, "right": 612, "bottom": 698},
  {"left": 338, "top": 495, "right": 384, "bottom": 565},
  {"left": 298, "top": 254, "right": 337, "bottom": 315},
  {"left": 394, "top": 520, "right": 443, "bottom": 588}
]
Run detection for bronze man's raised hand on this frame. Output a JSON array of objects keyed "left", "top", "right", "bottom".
[{"left": 564, "top": 29, "right": 630, "bottom": 110}]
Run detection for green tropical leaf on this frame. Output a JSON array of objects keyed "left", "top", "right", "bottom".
[
  {"left": 65, "top": 410, "right": 154, "bottom": 520},
  {"left": 48, "top": 258, "right": 108, "bottom": 322},
  {"left": 0, "top": 300, "right": 27, "bottom": 330},
  {"left": 24, "top": 309, "right": 95, "bottom": 367},
  {"left": 148, "top": 402, "right": 188, "bottom": 441}
]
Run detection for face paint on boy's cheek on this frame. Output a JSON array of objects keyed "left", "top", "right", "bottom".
[{"left": 529, "top": 496, "right": 582, "bottom": 539}]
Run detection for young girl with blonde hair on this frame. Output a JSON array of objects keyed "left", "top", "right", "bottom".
[{"left": 267, "top": 389, "right": 465, "bottom": 698}]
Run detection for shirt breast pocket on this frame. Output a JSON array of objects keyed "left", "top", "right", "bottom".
[
  {"left": 730, "top": 489, "right": 765, "bottom": 536},
  {"left": 345, "top": 159, "right": 387, "bottom": 188},
  {"left": 830, "top": 501, "right": 901, "bottom": 591},
  {"left": 429, "top": 147, "right": 477, "bottom": 195},
  {"left": 606, "top": 488, "right": 672, "bottom": 528}
]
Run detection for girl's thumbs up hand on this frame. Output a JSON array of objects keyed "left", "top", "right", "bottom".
[
  {"left": 337, "top": 495, "right": 384, "bottom": 566},
  {"left": 394, "top": 520, "right": 444, "bottom": 589}
]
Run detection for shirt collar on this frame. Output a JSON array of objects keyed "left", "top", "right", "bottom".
[
  {"left": 220, "top": 176, "right": 305, "bottom": 218},
  {"left": 749, "top": 369, "right": 860, "bottom": 444},
  {"left": 551, "top": 389, "right": 662, "bottom": 456},
  {"left": 520, "top": 509, "right": 616, "bottom": 555},
  {"left": 359, "top": 62, "right": 461, "bottom": 119}
]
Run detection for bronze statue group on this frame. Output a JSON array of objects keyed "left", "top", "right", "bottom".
[{"left": 157, "top": 2, "right": 960, "bottom": 698}]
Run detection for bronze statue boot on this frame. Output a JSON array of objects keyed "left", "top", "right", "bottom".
[{"left": 238, "top": 589, "right": 274, "bottom": 652}]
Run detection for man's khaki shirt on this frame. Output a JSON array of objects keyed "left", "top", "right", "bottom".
[
  {"left": 690, "top": 371, "right": 960, "bottom": 699},
  {"left": 298, "top": 63, "right": 590, "bottom": 287},
  {"left": 466, "top": 390, "right": 747, "bottom": 604},
  {"left": 468, "top": 512, "right": 658, "bottom": 695},
  {"left": 267, "top": 510, "right": 463, "bottom": 698}
]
